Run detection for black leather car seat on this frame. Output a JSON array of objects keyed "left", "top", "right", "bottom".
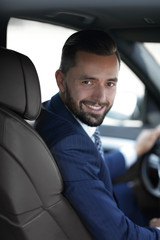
[{"left": 0, "top": 47, "right": 92, "bottom": 240}]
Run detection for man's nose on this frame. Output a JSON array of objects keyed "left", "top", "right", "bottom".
[{"left": 92, "top": 84, "right": 106, "bottom": 103}]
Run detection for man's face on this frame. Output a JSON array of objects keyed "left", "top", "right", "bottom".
[{"left": 56, "top": 51, "right": 119, "bottom": 127}]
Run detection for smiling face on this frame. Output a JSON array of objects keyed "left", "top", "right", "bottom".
[{"left": 56, "top": 51, "right": 119, "bottom": 126}]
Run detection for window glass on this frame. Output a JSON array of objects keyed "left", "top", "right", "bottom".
[
  {"left": 7, "top": 18, "right": 76, "bottom": 102},
  {"left": 7, "top": 18, "right": 145, "bottom": 127},
  {"left": 144, "top": 43, "right": 160, "bottom": 66}
]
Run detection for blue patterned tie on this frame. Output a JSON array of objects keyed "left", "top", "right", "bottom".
[
  {"left": 93, "top": 128, "right": 119, "bottom": 206},
  {"left": 93, "top": 128, "right": 104, "bottom": 159}
]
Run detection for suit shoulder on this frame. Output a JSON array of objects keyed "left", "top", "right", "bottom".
[{"left": 35, "top": 107, "right": 83, "bottom": 148}]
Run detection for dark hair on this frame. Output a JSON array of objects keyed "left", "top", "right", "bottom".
[{"left": 59, "top": 30, "right": 121, "bottom": 74}]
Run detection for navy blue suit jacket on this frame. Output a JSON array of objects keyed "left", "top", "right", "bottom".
[{"left": 35, "top": 93, "right": 160, "bottom": 240}]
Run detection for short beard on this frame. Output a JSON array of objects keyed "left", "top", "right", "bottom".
[{"left": 65, "top": 86, "right": 112, "bottom": 127}]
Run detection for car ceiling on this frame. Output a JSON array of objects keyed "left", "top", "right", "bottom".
[{"left": 1, "top": 0, "right": 160, "bottom": 42}]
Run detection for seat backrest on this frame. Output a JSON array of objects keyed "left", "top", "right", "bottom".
[{"left": 0, "top": 47, "right": 92, "bottom": 240}]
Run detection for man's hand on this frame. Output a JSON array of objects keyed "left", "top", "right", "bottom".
[
  {"left": 135, "top": 125, "right": 160, "bottom": 157},
  {"left": 150, "top": 218, "right": 160, "bottom": 228}
]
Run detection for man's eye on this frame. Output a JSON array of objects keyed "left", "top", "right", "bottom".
[
  {"left": 82, "top": 80, "right": 92, "bottom": 85},
  {"left": 107, "top": 82, "right": 115, "bottom": 87}
]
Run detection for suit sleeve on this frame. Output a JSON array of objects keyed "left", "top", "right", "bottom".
[
  {"left": 104, "top": 150, "right": 126, "bottom": 180},
  {"left": 51, "top": 134, "right": 160, "bottom": 240}
]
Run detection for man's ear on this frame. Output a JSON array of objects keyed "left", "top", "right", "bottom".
[{"left": 55, "top": 70, "right": 66, "bottom": 93}]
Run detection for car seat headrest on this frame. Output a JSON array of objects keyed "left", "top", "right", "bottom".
[{"left": 0, "top": 47, "right": 41, "bottom": 120}]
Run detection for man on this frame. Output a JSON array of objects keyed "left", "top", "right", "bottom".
[{"left": 35, "top": 30, "right": 160, "bottom": 239}]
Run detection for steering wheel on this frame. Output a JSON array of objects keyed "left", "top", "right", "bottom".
[{"left": 141, "top": 140, "right": 160, "bottom": 198}]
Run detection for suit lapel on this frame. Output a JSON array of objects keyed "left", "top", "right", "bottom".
[{"left": 44, "top": 93, "right": 87, "bottom": 135}]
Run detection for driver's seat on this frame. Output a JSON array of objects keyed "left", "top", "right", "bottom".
[{"left": 0, "top": 47, "right": 92, "bottom": 240}]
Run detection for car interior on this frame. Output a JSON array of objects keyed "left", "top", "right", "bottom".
[{"left": 0, "top": 0, "right": 160, "bottom": 239}]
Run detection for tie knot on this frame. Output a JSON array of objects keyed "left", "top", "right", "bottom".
[{"left": 93, "top": 127, "right": 100, "bottom": 137}]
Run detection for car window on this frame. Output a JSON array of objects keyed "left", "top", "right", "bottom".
[
  {"left": 144, "top": 43, "right": 160, "bottom": 66},
  {"left": 7, "top": 18, "right": 145, "bottom": 127},
  {"left": 7, "top": 18, "right": 76, "bottom": 101}
]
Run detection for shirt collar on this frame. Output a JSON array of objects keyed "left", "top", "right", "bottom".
[
  {"left": 76, "top": 118, "right": 96, "bottom": 138},
  {"left": 64, "top": 104, "right": 96, "bottom": 138}
]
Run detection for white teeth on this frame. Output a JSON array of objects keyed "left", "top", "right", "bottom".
[{"left": 87, "top": 105, "right": 102, "bottom": 110}]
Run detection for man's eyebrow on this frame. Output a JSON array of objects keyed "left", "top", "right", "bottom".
[
  {"left": 79, "top": 74, "right": 97, "bottom": 80},
  {"left": 108, "top": 77, "right": 118, "bottom": 82},
  {"left": 79, "top": 75, "right": 118, "bottom": 82}
]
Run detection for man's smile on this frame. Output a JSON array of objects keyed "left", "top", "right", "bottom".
[
  {"left": 81, "top": 100, "right": 108, "bottom": 113},
  {"left": 85, "top": 103, "right": 104, "bottom": 111}
]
